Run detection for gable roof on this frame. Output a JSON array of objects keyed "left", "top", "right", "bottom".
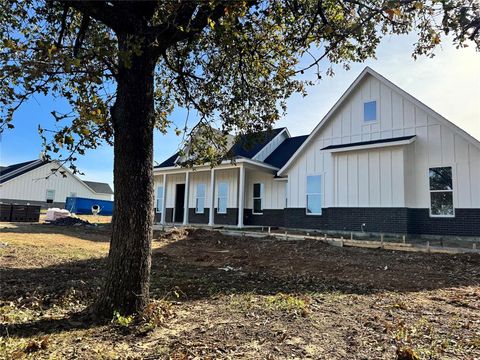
[
  {"left": 278, "top": 66, "right": 480, "bottom": 175},
  {"left": 227, "top": 128, "right": 285, "bottom": 159},
  {"left": 0, "top": 159, "right": 45, "bottom": 184},
  {"left": 0, "top": 159, "right": 113, "bottom": 195},
  {"left": 83, "top": 180, "right": 113, "bottom": 195},
  {"left": 264, "top": 135, "right": 308, "bottom": 168},
  {"left": 155, "top": 128, "right": 286, "bottom": 169},
  {"left": 155, "top": 152, "right": 179, "bottom": 168}
]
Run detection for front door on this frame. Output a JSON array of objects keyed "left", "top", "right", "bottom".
[{"left": 174, "top": 183, "right": 185, "bottom": 223}]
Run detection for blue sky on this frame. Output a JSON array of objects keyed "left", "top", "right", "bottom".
[{"left": 1, "top": 33, "right": 479, "bottom": 187}]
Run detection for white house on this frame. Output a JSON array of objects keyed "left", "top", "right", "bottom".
[
  {"left": 0, "top": 159, "right": 113, "bottom": 207},
  {"left": 153, "top": 67, "right": 480, "bottom": 237}
]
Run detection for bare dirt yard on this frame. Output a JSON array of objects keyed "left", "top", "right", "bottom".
[{"left": 0, "top": 224, "right": 479, "bottom": 359}]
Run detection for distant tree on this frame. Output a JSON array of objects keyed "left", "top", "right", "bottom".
[{"left": 1, "top": 0, "right": 478, "bottom": 316}]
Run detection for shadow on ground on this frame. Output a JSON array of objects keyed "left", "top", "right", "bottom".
[{"left": 2, "top": 228, "right": 479, "bottom": 338}]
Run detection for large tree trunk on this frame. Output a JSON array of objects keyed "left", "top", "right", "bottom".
[{"left": 96, "top": 36, "right": 156, "bottom": 316}]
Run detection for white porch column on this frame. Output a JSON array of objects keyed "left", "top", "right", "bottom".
[
  {"left": 208, "top": 168, "right": 215, "bottom": 226},
  {"left": 161, "top": 174, "right": 167, "bottom": 225},
  {"left": 237, "top": 165, "right": 245, "bottom": 228},
  {"left": 183, "top": 171, "right": 190, "bottom": 225}
]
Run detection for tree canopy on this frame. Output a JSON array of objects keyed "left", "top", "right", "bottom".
[{"left": 2, "top": 0, "right": 479, "bottom": 169}]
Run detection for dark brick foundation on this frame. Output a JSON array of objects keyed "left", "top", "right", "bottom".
[
  {"left": 214, "top": 208, "right": 238, "bottom": 225},
  {"left": 284, "top": 207, "right": 409, "bottom": 234},
  {"left": 188, "top": 208, "right": 209, "bottom": 224},
  {"left": 155, "top": 205, "right": 479, "bottom": 237},
  {"left": 244, "top": 208, "right": 285, "bottom": 227},
  {"left": 408, "top": 208, "right": 480, "bottom": 237}
]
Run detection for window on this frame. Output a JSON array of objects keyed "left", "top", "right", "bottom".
[
  {"left": 156, "top": 186, "right": 164, "bottom": 214},
  {"left": 364, "top": 100, "right": 377, "bottom": 122},
  {"left": 217, "top": 182, "right": 228, "bottom": 214},
  {"left": 253, "top": 183, "right": 263, "bottom": 214},
  {"left": 285, "top": 182, "right": 288, "bottom": 208},
  {"left": 429, "top": 167, "right": 454, "bottom": 217},
  {"left": 196, "top": 183, "right": 206, "bottom": 214},
  {"left": 306, "top": 175, "right": 322, "bottom": 215},
  {"left": 46, "top": 189, "right": 55, "bottom": 203}
]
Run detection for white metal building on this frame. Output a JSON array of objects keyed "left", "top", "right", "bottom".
[{"left": 0, "top": 159, "right": 113, "bottom": 207}]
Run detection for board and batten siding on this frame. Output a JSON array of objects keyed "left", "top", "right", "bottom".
[
  {"left": 0, "top": 162, "right": 112, "bottom": 202},
  {"left": 245, "top": 170, "right": 286, "bottom": 210},
  {"left": 286, "top": 73, "right": 480, "bottom": 209}
]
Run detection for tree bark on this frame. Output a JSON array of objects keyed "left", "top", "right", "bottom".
[{"left": 96, "top": 35, "right": 156, "bottom": 316}]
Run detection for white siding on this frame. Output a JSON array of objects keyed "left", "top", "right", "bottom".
[
  {"left": 0, "top": 162, "right": 112, "bottom": 202},
  {"left": 245, "top": 170, "right": 286, "bottom": 210},
  {"left": 286, "top": 73, "right": 480, "bottom": 209},
  {"left": 253, "top": 130, "right": 289, "bottom": 162}
]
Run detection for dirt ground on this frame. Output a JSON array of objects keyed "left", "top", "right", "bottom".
[{"left": 0, "top": 224, "right": 479, "bottom": 359}]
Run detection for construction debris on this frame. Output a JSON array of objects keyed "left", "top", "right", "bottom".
[{"left": 45, "top": 216, "right": 91, "bottom": 226}]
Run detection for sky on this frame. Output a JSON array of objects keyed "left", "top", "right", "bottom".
[{"left": 1, "top": 32, "right": 479, "bottom": 188}]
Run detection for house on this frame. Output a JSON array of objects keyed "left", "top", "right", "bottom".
[
  {"left": 0, "top": 158, "right": 113, "bottom": 208},
  {"left": 153, "top": 67, "right": 480, "bottom": 237}
]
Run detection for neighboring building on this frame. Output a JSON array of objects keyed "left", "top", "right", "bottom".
[
  {"left": 153, "top": 67, "right": 480, "bottom": 237},
  {"left": 0, "top": 159, "right": 113, "bottom": 208}
]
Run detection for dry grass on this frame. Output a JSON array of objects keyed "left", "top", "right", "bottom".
[{"left": 0, "top": 224, "right": 479, "bottom": 359}]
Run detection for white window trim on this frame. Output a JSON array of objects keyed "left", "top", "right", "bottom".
[
  {"left": 195, "top": 183, "right": 206, "bottom": 214},
  {"left": 156, "top": 186, "right": 164, "bottom": 214},
  {"left": 363, "top": 99, "right": 378, "bottom": 124},
  {"left": 46, "top": 189, "right": 55, "bottom": 202},
  {"left": 252, "top": 182, "right": 264, "bottom": 215},
  {"left": 428, "top": 165, "right": 455, "bottom": 218},
  {"left": 306, "top": 174, "right": 323, "bottom": 216},
  {"left": 217, "top": 182, "right": 228, "bottom": 214}
]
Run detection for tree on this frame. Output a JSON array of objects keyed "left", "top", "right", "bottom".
[{"left": 1, "top": 0, "right": 479, "bottom": 316}]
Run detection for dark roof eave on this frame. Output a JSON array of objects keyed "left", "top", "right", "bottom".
[{"left": 321, "top": 135, "right": 416, "bottom": 151}]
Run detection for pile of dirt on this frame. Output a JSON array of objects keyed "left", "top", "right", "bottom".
[{"left": 45, "top": 216, "right": 91, "bottom": 226}]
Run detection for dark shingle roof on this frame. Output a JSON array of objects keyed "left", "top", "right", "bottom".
[
  {"left": 155, "top": 152, "right": 179, "bottom": 168},
  {"left": 227, "top": 128, "right": 285, "bottom": 159},
  {"left": 83, "top": 180, "right": 114, "bottom": 195},
  {"left": 321, "top": 135, "right": 416, "bottom": 151},
  {"left": 155, "top": 128, "right": 285, "bottom": 168},
  {"left": 264, "top": 135, "right": 309, "bottom": 168},
  {"left": 0, "top": 160, "right": 44, "bottom": 184}
]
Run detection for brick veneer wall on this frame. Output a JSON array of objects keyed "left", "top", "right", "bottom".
[
  {"left": 284, "top": 207, "right": 409, "bottom": 234},
  {"left": 244, "top": 208, "right": 285, "bottom": 227},
  {"left": 407, "top": 208, "right": 480, "bottom": 237},
  {"left": 214, "top": 208, "right": 238, "bottom": 225},
  {"left": 188, "top": 208, "right": 209, "bottom": 224}
]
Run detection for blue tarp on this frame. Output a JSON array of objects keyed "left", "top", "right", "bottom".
[{"left": 64, "top": 197, "right": 114, "bottom": 216}]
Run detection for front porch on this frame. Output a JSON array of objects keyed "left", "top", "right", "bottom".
[{"left": 153, "top": 159, "right": 278, "bottom": 228}]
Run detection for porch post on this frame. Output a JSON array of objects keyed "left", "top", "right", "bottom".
[
  {"left": 208, "top": 168, "right": 215, "bottom": 226},
  {"left": 183, "top": 171, "right": 190, "bottom": 225},
  {"left": 161, "top": 173, "right": 167, "bottom": 225},
  {"left": 237, "top": 165, "right": 245, "bottom": 228}
]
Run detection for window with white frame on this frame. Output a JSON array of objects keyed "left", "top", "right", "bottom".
[
  {"left": 156, "top": 186, "right": 164, "bottom": 214},
  {"left": 46, "top": 189, "right": 55, "bottom": 203},
  {"left": 429, "top": 167, "right": 454, "bottom": 217},
  {"left": 196, "top": 183, "right": 206, "bottom": 214},
  {"left": 306, "top": 175, "right": 322, "bottom": 215},
  {"left": 217, "top": 182, "right": 228, "bottom": 214},
  {"left": 253, "top": 183, "right": 263, "bottom": 214},
  {"left": 363, "top": 100, "right": 377, "bottom": 122}
]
